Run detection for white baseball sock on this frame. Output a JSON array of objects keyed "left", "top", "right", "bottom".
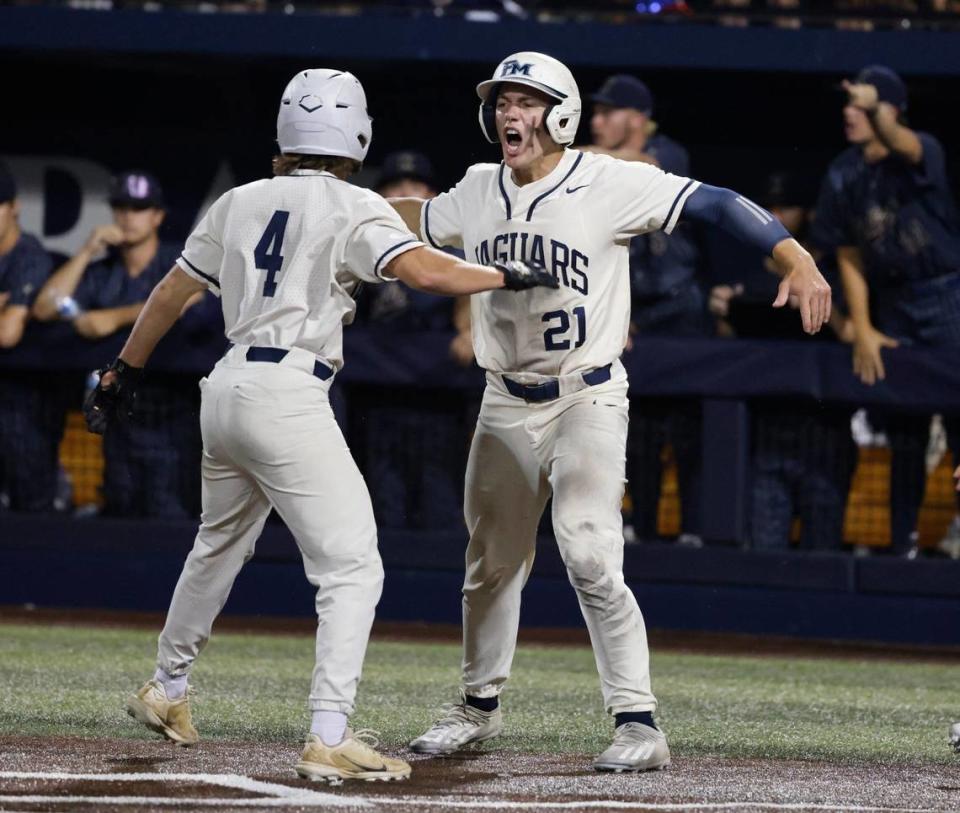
[
  {"left": 153, "top": 667, "right": 187, "bottom": 699},
  {"left": 310, "top": 710, "right": 348, "bottom": 746}
]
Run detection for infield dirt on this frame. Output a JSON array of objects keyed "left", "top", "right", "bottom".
[{"left": 2, "top": 734, "right": 960, "bottom": 812}]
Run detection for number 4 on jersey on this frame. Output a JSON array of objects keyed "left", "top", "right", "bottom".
[{"left": 255, "top": 210, "right": 290, "bottom": 297}]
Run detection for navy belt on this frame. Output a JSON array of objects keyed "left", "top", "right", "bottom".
[
  {"left": 245, "top": 346, "right": 333, "bottom": 381},
  {"left": 502, "top": 363, "right": 612, "bottom": 402}
]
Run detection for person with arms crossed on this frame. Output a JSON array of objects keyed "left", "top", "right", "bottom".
[
  {"left": 83, "top": 68, "right": 556, "bottom": 783},
  {"left": 33, "top": 171, "right": 199, "bottom": 518},
  {"left": 0, "top": 158, "right": 57, "bottom": 512},
  {"left": 390, "top": 51, "right": 830, "bottom": 772}
]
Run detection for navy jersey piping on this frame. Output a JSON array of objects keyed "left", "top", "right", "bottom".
[
  {"left": 374, "top": 238, "right": 418, "bottom": 277},
  {"left": 661, "top": 179, "right": 695, "bottom": 232},
  {"left": 525, "top": 152, "right": 584, "bottom": 222},
  {"left": 180, "top": 256, "right": 220, "bottom": 288},
  {"left": 423, "top": 199, "right": 442, "bottom": 249},
  {"left": 498, "top": 164, "right": 513, "bottom": 220}
]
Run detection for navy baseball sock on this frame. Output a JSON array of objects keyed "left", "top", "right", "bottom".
[
  {"left": 465, "top": 694, "right": 499, "bottom": 712},
  {"left": 615, "top": 711, "right": 657, "bottom": 730}
]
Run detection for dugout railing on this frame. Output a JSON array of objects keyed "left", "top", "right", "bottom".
[
  {"left": 4, "top": 324, "right": 960, "bottom": 644},
  {"left": 2, "top": 321, "right": 959, "bottom": 546}
]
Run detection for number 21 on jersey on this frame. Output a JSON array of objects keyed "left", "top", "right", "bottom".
[
  {"left": 542, "top": 306, "right": 586, "bottom": 351},
  {"left": 254, "top": 210, "right": 290, "bottom": 297}
]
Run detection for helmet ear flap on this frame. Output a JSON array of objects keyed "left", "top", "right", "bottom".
[
  {"left": 479, "top": 102, "right": 498, "bottom": 144},
  {"left": 543, "top": 103, "right": 557, "bottom": 141},
  {"left": 478, "top": 82, "right": 501, "bottom": 145}
]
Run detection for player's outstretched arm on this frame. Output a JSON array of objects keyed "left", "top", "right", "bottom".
[
  {"left": 111, "top": 265, "right": 207, "bottom": 368},
  {"left": 84, "top": 265, "right": 206, "bottom": 434},
  {"left": 387, "top": 246, "right": 558, "bottom": 296},
  {"left": 681, "top": 184, "right": 831, "bottom": 334}
]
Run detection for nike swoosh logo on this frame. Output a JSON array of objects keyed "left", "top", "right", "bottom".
[
  {"left": 566, "top": 185, "right": 589, "bottom": 194},
  {"left": 337, "top": 752, "right": 385, "bottom": 772}
]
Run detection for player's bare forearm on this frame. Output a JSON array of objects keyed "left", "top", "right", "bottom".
[
  {"left": 32, "top": 247, "right": 95, "bottom": 321},
  {"left": 386, "top": 197, "right": 425, "bottom": 237},
  {"left": 117, "top": 266, "right": 206, "bottom": 368},
  {"left": 389, "top": 247, "right": 504, "bottom": 295}
]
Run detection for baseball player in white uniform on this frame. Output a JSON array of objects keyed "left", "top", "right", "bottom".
[
  {"left": 392, "top": 52, "right": 831, "bottom": 772},
  {"left": 82, "top": 67, "right": 556, "bottom": 783}
]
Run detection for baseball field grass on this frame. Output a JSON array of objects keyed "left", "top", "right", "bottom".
[{"left": 1, "top": 619, "right": 957, "bottom": 766}]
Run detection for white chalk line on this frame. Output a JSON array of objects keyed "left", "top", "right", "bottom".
[
  {"left": 0, "top": 796, "right": 344, "bottom": 808},
  {"left": 0, "top": 771, "right": 363, "bottom": 808},
  {"left": 0, "top": 771, "right": 942, "bottom": 812},
  {"left": 369, "top": 799, "right": 939, "bottom": 812}
]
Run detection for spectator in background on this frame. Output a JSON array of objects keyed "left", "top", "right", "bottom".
[
  {"left": 355, "top": 150, "right": 471, "bottom": 531},
  {"left": 0, "top": 158, "right": 61, "bottom": 512},
  {"left": 589, "top": 75, "right": 706, "bottom": 546},
  {"left": 712, "top": 170, "right": 855, "bottom": 551},
  {"left": 33, "top": 171, "right": 199, "bottom": 518},
  {"left": 812, "top": 65, "right": 960, "bottom": 557}
]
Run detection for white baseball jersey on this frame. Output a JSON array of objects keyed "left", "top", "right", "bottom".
[
  {"left": 422, "top": 148, "right": 699, "bottom": 376},
  {"left": 178, "top": 168, "right": 422, "bottom": 371}
]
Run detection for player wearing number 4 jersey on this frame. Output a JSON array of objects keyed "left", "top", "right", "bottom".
[
  {"left": 82, "top": 68, "right": 556, "bottom": 783},
  {"left": 391, "top": 52, "right": 831, "bottom": 772}
]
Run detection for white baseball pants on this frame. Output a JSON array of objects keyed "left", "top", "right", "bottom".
[
  {"left": 461, "top": 363, "right": 656, "bottom": 715},
  {"left": 156, "top": 346, "right": 384, "bottom": 715}
]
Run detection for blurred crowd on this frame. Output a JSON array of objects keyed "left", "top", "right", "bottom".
[
  {"left": 6, "top": 0, "right": 960, "bottom": 30},
  {"left": 2, "top": 63, "right": 960, "bottom": 557}
]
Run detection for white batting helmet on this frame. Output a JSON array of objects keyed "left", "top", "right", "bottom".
[
  {"left": 276, "top": 69, "right": 372, "bottom": 161},
  {"left": 476, "top": 52, "right": 581, "bottom": 146}
]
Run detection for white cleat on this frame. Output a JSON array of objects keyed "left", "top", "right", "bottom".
[
  {"left": 409, "top": 693, "right": 503, "bottom": 755},
  {"left": 593, "top": 723, "right": 671, "bottom": 772},
  {"left": 950, "top": 722, "right": 960, "bottom": 754}
]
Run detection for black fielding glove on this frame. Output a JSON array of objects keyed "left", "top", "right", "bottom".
[
  {"left": 82, "top": 358, "right": 143, "bottom": 435},
  {"left": 494, "top": 260, "right": 560, "bottom": 292}
]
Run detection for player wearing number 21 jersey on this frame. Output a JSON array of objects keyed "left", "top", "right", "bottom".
[{"left": 396, "top": 52, "right": 830, "bottom": 773}]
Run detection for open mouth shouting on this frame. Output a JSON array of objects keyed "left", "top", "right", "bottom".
[{"left": 503, "top": 126, "right": 525, "bottom": 158}]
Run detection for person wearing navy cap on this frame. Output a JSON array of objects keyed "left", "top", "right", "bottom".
[
  {"left": 376, "top": 150, "right": 438, "bottom": 200},
  {"left": 589, "top": 75, "right": 706, "bottom": 548},
  {"left": 812, "top": 65, "right": 960, "bottom": 557},
  {"left": 33, "top": 170, "right": 196, "bottom": 519},
  {"left": 0, "top": 158, "right": 59, "bottom": 512},
  {"left": 361, "top": 151, "right": 471, "bottom": 532}
]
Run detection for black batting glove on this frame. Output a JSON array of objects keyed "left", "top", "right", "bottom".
[
  {"left": 494, "top": 260, "right": 559, "bottom": 292},
  {"left": 82, "top": 357, "right": 143, "bottom": 435}
]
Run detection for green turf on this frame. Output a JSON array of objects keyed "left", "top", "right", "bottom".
[{"left": 1, "top": 621, "right": 956, "bottom": 765}]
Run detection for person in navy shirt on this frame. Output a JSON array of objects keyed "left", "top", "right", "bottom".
[
  {"left": 34, "top": 171, "right": 198, "bottom": 519},
  {"left": 811, "top": 65, "right": 960, "bottom": 556},
  {"left": 0, "top": 158, "right": 60, "bottom": 512},
  {"left": 356, "top": 150, "right": 470, "bottom": 531},
  {"left": 0, "top": 161, "right": 51, "bottom": 349},
  {"left": 589, "top": 74, "right": 706, "bottom": 547}
]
